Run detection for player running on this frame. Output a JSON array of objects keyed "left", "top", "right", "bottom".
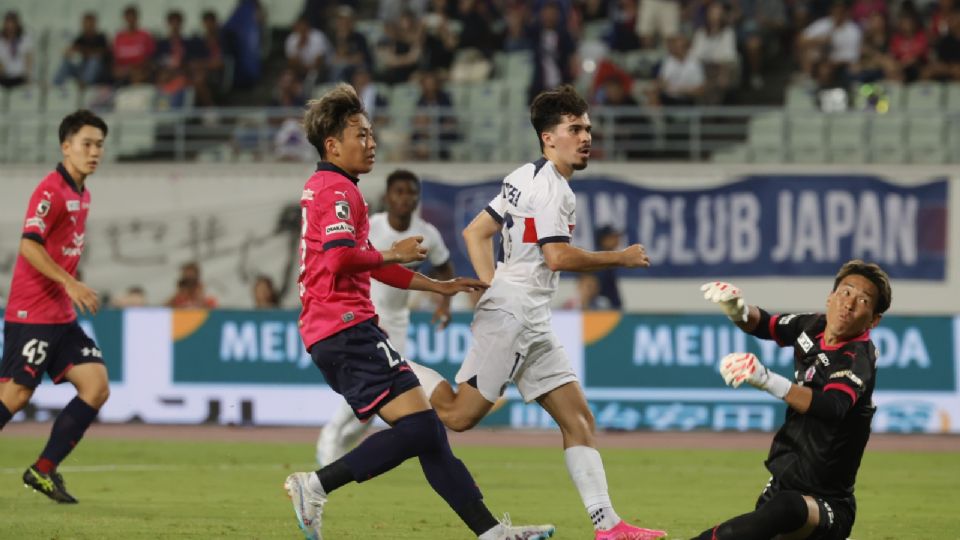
[
  {"left": 0, "top": 110, "right": 109, "bottom": 503},
  {"left": 693, "top": 260, "right": 892, "bottom": 539},
  {"left": 315, "top": 168, "right": 455, "bottom": 466},
  {"left": 405, "top": 85, "right": 667, "bottom": 540},
  {"left": 284, "top": 83, "right": 555, "bottom": 540}
]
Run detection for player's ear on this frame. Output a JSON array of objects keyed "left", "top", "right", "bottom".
[
  {"left": 324, "top": 136, "right": 339, "bottom": 158},
  {"left": 541, "top": 129, "right": 554, "bottom": 149}
]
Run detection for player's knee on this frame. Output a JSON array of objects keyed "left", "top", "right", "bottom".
[
  {"left": 0, "top": 384, "right": 33, "bottom": 412},
  {"left": 761, "top": 491, "right": 809, "bottom": 529},
  {"left": 394, "top": 409, "right": 447, "bottom": 454},
  {"left": 79, "top": 383, "right": 110, "bottom": 409}
]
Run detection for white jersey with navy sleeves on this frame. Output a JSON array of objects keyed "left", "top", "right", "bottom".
[{"left": 480, "top": 158, "right": 576, "bottom": 330}]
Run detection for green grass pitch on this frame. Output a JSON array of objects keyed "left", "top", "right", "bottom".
[{"left": 0, "top": 437, "right": 956, "bottom": 539}]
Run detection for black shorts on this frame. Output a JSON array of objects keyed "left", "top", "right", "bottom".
[
  {"left": 1, "top": 321, "right": 104, "bottom": 389},
  {"left": 756, "top": 477, "right": 856, "bottom": 540},
  {"left": 309, "top": 319, "right": 420, "bottom": 422}
]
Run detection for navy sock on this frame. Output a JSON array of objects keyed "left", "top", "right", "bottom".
[
  {"left": 38, "top": 397, "right": 99, "bottom": 470},
  {"left": 0, "top": 401, "right": 12, "bottom": 430},
  {"left": 340, "top": 410, "right": 497, "bottom": 535}
]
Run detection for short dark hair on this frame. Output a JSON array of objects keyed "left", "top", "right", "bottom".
[
  {"left": 59, "top": 109, "right": 108, "bottom": 143},
  {"left": 529, "top": 84, "right": 589, "bottom": 151},
  {"left": 303, "top": 83, "right": 367, "bottom": 158},
  {"left": 167, "top": 10, "right": 184, "bottom": 24},
  {"left": 386, "top": 169, "right": 420, "bottom": 191},
  {"left": 833, "top": 259, "right": 892, "bottom": 315},
  {"left": 124, "top": 5, "right": 138, "bottom": 17}
]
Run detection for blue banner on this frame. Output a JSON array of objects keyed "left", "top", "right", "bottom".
[{"left": 420, "top": 176, "right": 947, "bottom": 280}]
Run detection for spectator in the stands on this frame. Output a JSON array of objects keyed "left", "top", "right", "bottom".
[
  {"left": 376, "top": 11, "right": 424, "bottom": 84},
  {"left": 0, "top": 10, "right": 33, "bottom": 88},
  {"left": 607, "top": 0, "right": 642, "bottom": 52},
  {"left": 191, "top": 10, "right": 228, "bottom": 106},
  {"left": 798, "top": 0, "right": 862, "bottom": 82},
  {"left": 646, "top": 34, "right": 705, "bottom": 107},
  {"left": 112, "top": 286, "right": 147, "bottom": 308},
  {"left": 637, "top": 0, "right": 682, "bottom": 48},
  {"left": 529, "top": 1, "right": 576, "bottom": 101},
  {"left": 691, "top": 1, "right": 738, "bottom": 104},
  {"left": 929, "top": 0, "right": 956, "bottom": 39},
  {"left": 112, "top": 5, "right": 156, "bottom": 85},
  {"left": 578, "top": 0, "right": 610, "bottom": 22},
  {"left": 274, "top": 67, "right": 305, "bottom": 107},
  {"left": 410, "top": 70, "right": 458, "bottom": 160},
  {"left": 924, "top": 6, "right": 960, "bottom": 80},
  {"left": 731, "top": 0, "right": 787, "bottom": 89},
  {"left": 457, "top": 0, "right": 500, "bottom": 57},
  {"left": 155, "top": 10, "right": 200, "bottom": 108},
  {"left": 53, "top": 12, "right": 108, "bottom": 88},
  {"left": 850, "top": 0, "right": 887, "bottom": 25},
  {"left": 421, "top": 11, "right": 457, "bottom": 73},
  {"left": 166, "top": 262, "right": 218, "bottom": 309},
  {"left": 326, "top": 5, "right": 372, "bottom": 82},
  {"left": 853, "top": 11, "right": 898, "bottom": 82},
  {"left": 285, "top": 16, "right": 330, "bottom": 82},
  {"left": 592, "top": 75, "right": 648, "bottom": 159},
  {"left": 889, "top": 5, "right": 929, "bottom": 82},
  {"left": 592, "top": 225, "right": 623, "bottom": 309},
  {"left": 500, "top": 3, "right": 533, "bottom": 52},
  {"left": 253, "top": 275, "right": 280, "bottom": 308}
]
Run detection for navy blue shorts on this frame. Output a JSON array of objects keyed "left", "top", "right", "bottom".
[
  {"left": 310, "top": 319, "right": 420, "bottom": 422},
  {"left": 1, "top": 321, "right": 104, "bottom": 389}
]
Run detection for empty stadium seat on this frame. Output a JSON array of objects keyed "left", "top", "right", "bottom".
[
  {"left": 904, "top": 82, "right": 944, "bottom": 111},
  {"left": 746, "top": 112, "right": 785, "bottom": 161},
  {"left": 827, "top": 114, "right": 867, "bottom": 163},
  {"left": 868, "top": 114, "right": 907, "bottom": 163},
  {"left": 907, "top": 115, "right": 947, "bottom": 163}
]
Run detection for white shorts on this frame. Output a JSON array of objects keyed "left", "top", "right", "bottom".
[
  {"left": 637, "top": 0, "right": 680, "bottom": 39},
  {"left": 456, "top": 308, "right": 577, "bottom": 403},
  {"left": 377, "top": 316, "right": 409, "bottom": 358}
]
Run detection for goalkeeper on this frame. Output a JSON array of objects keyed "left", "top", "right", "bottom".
[{"left": 692, "top": 260, "right": 892, "bottom": 540}]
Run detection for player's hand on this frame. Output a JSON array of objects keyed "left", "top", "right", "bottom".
[
  {"left": 619, "top": 244, "right": 650, "bottom": 268},
  {"left": 65, "top": 279, "right": 100, "bottom": 315},
  {"left": 700, "top": 281, "right": 748, "bottom": 322},
  {"left": 433, "top": 277, "right": 489, "bottom": 297},
  {"left": 389, "top": 236, "right": 427, "bottom": 264},
  {"left": 431, "top": 303, "right": 453, "bottom": 329},
  {"left": 719, "top": 352, "right": 791, "bottom": 398}
]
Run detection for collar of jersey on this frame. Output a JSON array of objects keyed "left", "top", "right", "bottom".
[
  {"left": 56, "top": 163, "right": 84, "bottom": 194},
  {"left": 316, "top": 161, "right": 360, "bottom": 185}
]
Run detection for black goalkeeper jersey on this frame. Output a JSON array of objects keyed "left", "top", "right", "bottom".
[{"left": 761, "top": 312, "right": 877, "bottom": 499}]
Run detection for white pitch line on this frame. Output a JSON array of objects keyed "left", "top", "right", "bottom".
[{"left": 0, "top": 462, "right": 316, "bottom": 474}]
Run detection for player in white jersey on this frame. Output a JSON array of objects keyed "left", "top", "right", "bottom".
[
  {"left": 316, "top": 169, "right": 453, "bottom": 466},
  {"left": 406, "top": 86, "right": 667, "bottom": 540}
]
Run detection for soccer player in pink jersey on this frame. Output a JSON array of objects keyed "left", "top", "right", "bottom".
[
  {"left": 283, "top": 83, "right": 556, "bottom": 540},
  {"left": 0, "top": 110, "right": 109, "bottom": 503}
]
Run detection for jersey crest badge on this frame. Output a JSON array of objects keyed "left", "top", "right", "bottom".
[
  {"left": 797, "top": 332, "right": 813, "bottom": 353},
  {"left": 36, "top": 199, "right": 51, "bottom": 217},
  {"left": 335, "top": 200, "right": 350, "bottom": 220}
]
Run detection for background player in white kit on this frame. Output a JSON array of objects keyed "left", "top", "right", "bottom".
[
  {"left": 406, "top": 86, "right": 667, "bottom": 540},
  {"left": 316, "top": 169, "right": 454, "bottom": 465}
]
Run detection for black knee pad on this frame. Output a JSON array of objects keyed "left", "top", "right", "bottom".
[
  {"left": 759, "top": 490, "right": 809, "bottom": 531},
  {"left": 393, "top": 409, "right": 447, "bottom": 455}
]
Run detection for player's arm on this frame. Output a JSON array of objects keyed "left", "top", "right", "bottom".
[
  {"left": 700, "top": 281, "right": 761, "bottom": 332},
  {"left": 371, "top": 260, "right": 486, "bottom": 298},
  {"left": 718, "top": 352, "right": 855, "bottom": 420},
  {"left": 462, "top": 209, "right": 501, "bottom": 284},
  {"left": 19, "top": 237, "right": 100, "bottom": 314},
  {"left": 541, "top": 242, "right": 649, "bottom": 273}
]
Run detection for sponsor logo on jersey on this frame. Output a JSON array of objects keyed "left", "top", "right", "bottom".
[
  {"left": 335, "top": 200, "right": 350, "bottom": 220},
  {"left": 779, "top": 314, "right": 798, "bottom": 325},
  {"left": 797, "top": 332, "right": 813, "bottom": 352},
  {"left": 325, "top": 222, "right": 355, "bottom": 235},
  {"left": 817, "top": 353, "right": 831, "bottom": 367},
  {"left": 804, "top": 365, "right": 817, "bottom": 382},
  {"left": 341, "top": 312, "right": 355, "bottom": 323},
  {"left": 830, "top": 369, "right": 864, "bottom": 387},
  {"left": 301, "top": 189, "right": 314, "bottom": 201},
  {"left": 36, "top": 199, "right": 51, "bottom": 217},
  {"left": 66, "top": 200, "right": 81, "bottom": 211},
  {"left": 24, "top": 217, "right": 46, "bottom": 232},
  {"left": 62, "top": 232, "right": 85, "bottom": 257}
]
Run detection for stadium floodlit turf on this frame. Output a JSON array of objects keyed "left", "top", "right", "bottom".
[{"left": 0, "top": 437, "right": 956, "bottom": 539}]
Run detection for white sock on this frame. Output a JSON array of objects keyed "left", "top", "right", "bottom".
[
  {"left": 477, "top": 524, "right": 501, "bottom": 539},
  {"left": 307, "top": 471, "right": 327, "bottom": 498},
  {"left": 564, "top": 446, "right": 620, "bottom": 531},
  {"left": 406, "top": 360, "right": 447, "bottom": 400}
]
